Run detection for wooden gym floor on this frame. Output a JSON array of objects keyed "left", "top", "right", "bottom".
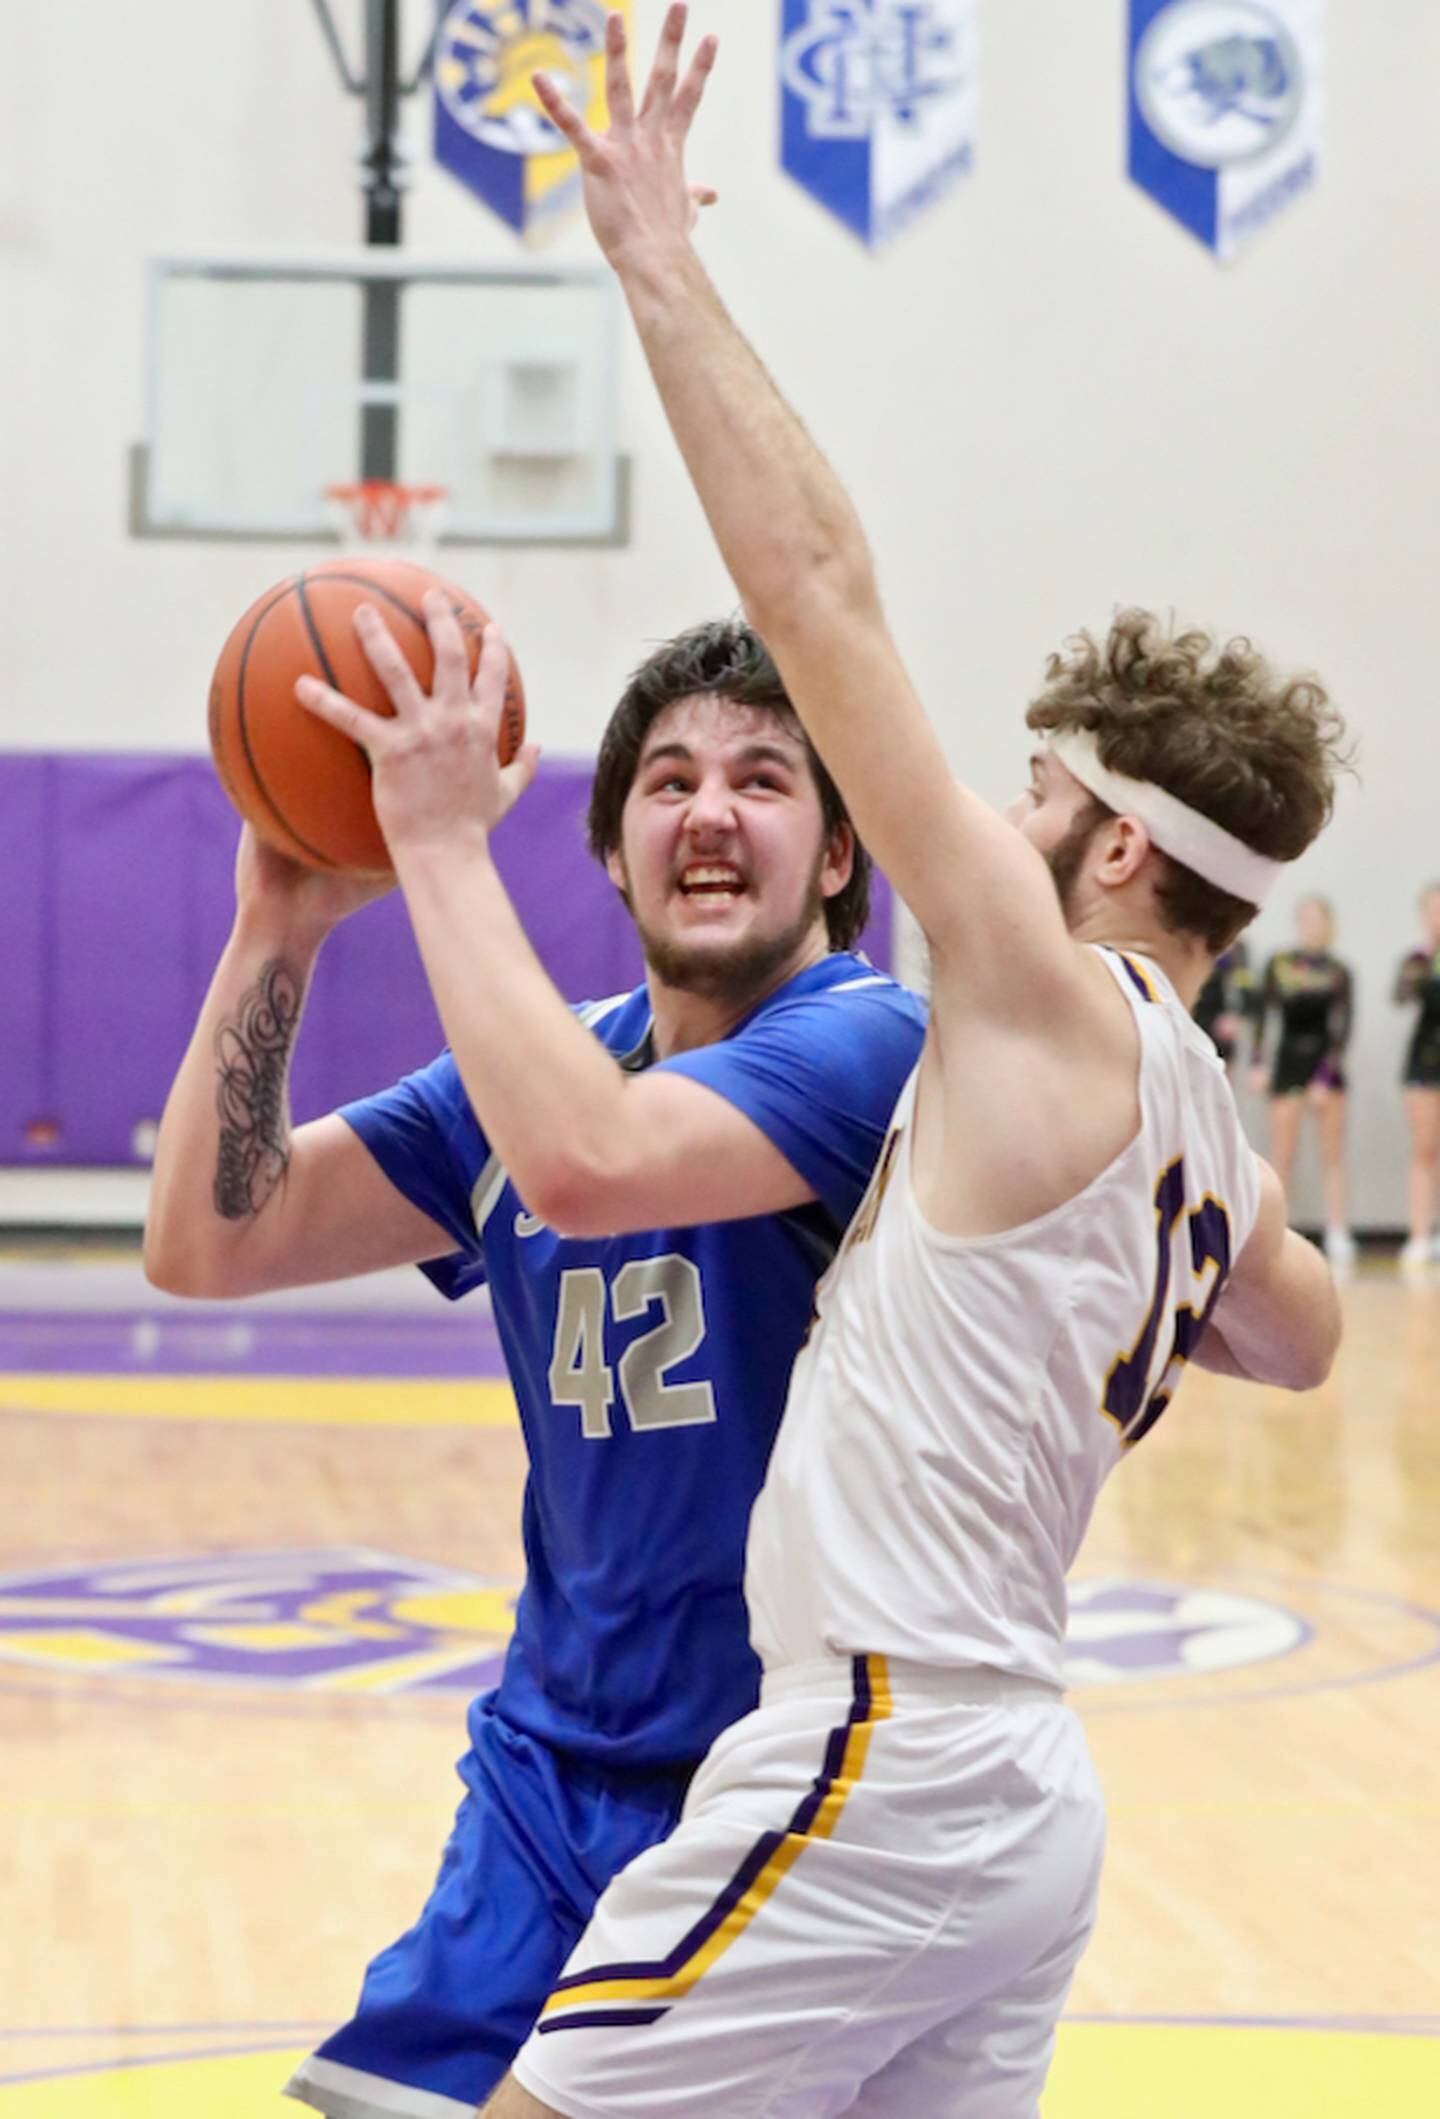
[{"left": 1, "top": 1244, "right": 1436, "bottom": 2116}]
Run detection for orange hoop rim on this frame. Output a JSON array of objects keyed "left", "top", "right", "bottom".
[{"left": 324, "top": 479, "right": 448, "bottom": 540}]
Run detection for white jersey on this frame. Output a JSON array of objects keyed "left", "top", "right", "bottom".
[{"left": 746, "top": 946, "right": 1262, "bottom": 1686}]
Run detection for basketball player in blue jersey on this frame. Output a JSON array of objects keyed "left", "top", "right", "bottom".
[
  {"left": 144, "top": 613, "right": 925, "bottom": 2118},
  {"left": 464, "top": 14, "right": 1350, "bottom": 2115}
]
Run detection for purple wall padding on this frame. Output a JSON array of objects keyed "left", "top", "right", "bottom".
[
  {"left": 1, "top": 755, "right": 892, "bottom": 1168},
  {"left": 1, "top": 756, "right": 54, "bottom": 1145}
]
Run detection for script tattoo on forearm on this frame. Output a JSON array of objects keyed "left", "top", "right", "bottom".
[{"left": 213, "top": 960, "right": 302, "bottom": 1220}]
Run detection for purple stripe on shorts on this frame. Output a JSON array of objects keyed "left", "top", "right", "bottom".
[
  {"left": 788, "top": 1653, "right": 871, "bottom": 1837},
  {"left": 535, "top": 2007, "right": 671, "bottom": 2036},
  {"left": 548, "top": 1829, "right": 789, "bottom": 1994},
  {"left": 548, "top": 1657, "right": 873, "bottom": 1998}
]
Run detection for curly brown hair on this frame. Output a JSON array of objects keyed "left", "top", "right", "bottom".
[{"left": 1025, "top": 609, "right": 1350, "bottom": 952}]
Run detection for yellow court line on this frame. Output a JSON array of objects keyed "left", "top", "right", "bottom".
[
  {"left": 0, "top": 1628, "right": 187, "bottom": 1669},
  {"left": 315, "top": 1642, "right": 510, "bottom": 1693},
  {"left": 0, "top": 2024, "right": 1436, "bottom": 2116},
  {"left": 0, "top": 2047, "right": 308, "bottom": 2115},
  {"left": 0, "top": 1374, "right": 518, "bottom": 1429},
  {"left": 1045, "top": 2022, "right": 1440, "bottom": 2116}
]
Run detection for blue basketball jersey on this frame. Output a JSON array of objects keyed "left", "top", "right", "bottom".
[{"left": 340, "top": 952, "right": 926, "bottom": 1771}]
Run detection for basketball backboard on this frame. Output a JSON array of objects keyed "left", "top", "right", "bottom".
[{"left": 130, "top": 251, "right": 626, "bottom": 546}]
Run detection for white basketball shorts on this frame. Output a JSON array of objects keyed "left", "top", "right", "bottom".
[{"left": 512, "top": 1653, "right": 1105, "bottom": 2118}]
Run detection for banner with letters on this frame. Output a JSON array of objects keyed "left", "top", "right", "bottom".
[
  {"left": 780, "top": 0, "right": 979, "bottom": 250},
  {"left": 433, "top": 0, "right": 628, "bottom": 240},
  {"left": 1128, "top": 0, "right": 1323, "bottom": 261}
]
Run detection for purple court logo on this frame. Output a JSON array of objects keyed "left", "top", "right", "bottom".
[
  {"left": 0, "top": 1549, "right": 517, "bottom": 1694},
  {"left": 2, "top": 1556, "right": 1366, "bottom": 1699},
  {"left": 1065, "top": 1576, "right": 1310, "bottom": 1684}
]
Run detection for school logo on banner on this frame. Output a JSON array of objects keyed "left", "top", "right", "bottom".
[
  {"left": 434, "top": 0, "right": 623, "bottom": 239},
  {"left": 1129, "top": 0, "right": 1322, "bottom": 260},
  {"left": 780, "top": 0, "right": 978, "bottom": 249}
]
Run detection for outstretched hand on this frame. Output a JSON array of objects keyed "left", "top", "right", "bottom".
[
  {"left": 294, "top": 595, "right": 540, "bottom": 863},
  {"left": 533, "top": 4, "right": 719, "bottom": 266}
]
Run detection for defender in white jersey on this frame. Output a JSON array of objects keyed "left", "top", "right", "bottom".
[
  {"left": 494, "top": 13, "right": 1350, "bottom": 2116},
  {"left": 748, "top": 948, "right": 1264, "bottom": 1690}
]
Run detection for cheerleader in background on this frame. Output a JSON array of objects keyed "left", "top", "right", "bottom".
[
  {"left": 1251, "top": 897, "right": 1355, "bottom": 1266},
  {"left": 1395, "top": 882, "right": 1440, "bottom": 1274},
  {"left": 1192, "top": 937, "right": 1254, "bottom": 1069}
]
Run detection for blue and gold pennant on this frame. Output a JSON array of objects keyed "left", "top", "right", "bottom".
[{"left": 433, "top": 0, "right": 627, "bottom": 240}]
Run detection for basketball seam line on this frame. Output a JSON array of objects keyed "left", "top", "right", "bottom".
[{"left": 234, "top": 581, "right": 342, "bottom": 872}]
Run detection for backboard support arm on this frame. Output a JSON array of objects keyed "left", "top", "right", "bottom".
[{"left": 310, "top": 2, "right": 448, "bottom": 477}]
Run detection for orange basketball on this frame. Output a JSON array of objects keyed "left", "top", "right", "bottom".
[{"left": 208, "top": 555, "right": 526, "bottom": 874}]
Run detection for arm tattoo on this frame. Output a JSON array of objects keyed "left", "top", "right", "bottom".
[{"left": 213, "top": 960, "right": 302, "bottom": 1221}]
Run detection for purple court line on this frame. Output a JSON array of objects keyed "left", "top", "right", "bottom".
[
  {"left": 1078, "top": 1573, "right": 1440, "bottom": 1717},
  {"left": 0, "top": 1307, "right": 508, "bottom": 1381}
]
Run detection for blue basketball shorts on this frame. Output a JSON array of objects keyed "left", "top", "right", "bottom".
[{"left": 284, "top": 1695, "right": 694, "bottom": 2119}]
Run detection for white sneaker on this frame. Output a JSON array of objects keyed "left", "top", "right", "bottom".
[
  {"left": 1324, "top": 1228, "right": 1357, "bottom": 1269},
  {"left": 1399, "top": 1238, "right": 1431, "bottom": 1276}
]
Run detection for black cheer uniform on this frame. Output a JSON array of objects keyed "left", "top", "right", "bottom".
[
  {"left": 1192, "top": 940, "right": 1253, "bottom": 1063},
  {"left": 1396, "top": 948, "right": 1440, "bottom": 1088},
  {"left": 1252, "top": 949, "right": 1353, "bottom": 1096}
]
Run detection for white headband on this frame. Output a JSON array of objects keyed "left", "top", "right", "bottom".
[{"left": 1046, "top": 730, "right": 1283, "bottom": 907}]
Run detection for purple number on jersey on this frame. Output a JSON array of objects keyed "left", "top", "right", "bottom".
[{"left": 1105, "top": 1162, "right": 1234, "bottom": 1447}]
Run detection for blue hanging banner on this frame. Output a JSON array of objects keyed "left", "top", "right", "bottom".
[
  {"left": 1128, "top": 0, "right": 1322, "bottom": 261},
  {"left": 780, "top": 1, "right": 978, "bottom": 251},
  {"left": 433, "top": 1, "right": 622, "bottom": 240}
]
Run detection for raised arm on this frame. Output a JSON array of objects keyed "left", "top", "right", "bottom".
[{"left": 533, "top": 9, "right": 1083, "bottom": 1020}]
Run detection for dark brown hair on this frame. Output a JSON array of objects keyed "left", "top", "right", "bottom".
[
  {"left": 587, "top": 619, "right": 872, "bottom": 951},
  {"left": 1026, "top": 609, "right": 1351, "bottom": 952}
]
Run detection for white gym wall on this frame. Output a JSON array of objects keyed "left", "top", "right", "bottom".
[{"left": 3, "top": 2, "right": 1436, "bottom": 1226}]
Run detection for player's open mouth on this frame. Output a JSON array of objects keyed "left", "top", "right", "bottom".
[{"left": 677, "top": 864, "right": 746, "bottom": 900}]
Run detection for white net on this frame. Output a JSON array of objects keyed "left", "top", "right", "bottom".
[{"left": 324, "top": 480, "right": 448, "bottom": 553}]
